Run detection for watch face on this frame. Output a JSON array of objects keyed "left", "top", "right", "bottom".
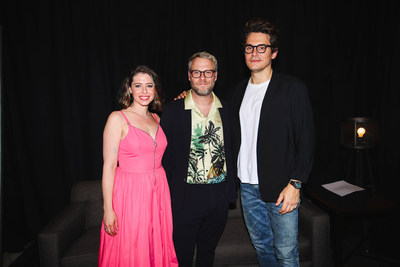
[{"left": 291, "top": 181, "right": 301, "bottom": 189}]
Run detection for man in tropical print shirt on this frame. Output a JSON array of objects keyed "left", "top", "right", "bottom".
[{"left": 161, "top": 51, "right": 236, "bottom": 267}]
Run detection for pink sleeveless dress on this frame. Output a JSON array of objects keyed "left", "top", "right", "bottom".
[{"left": 98, "top": 111, "right": 178, "bottom": 267}]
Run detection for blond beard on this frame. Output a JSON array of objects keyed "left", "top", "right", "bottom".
[{"left": 191, "top": 85, "right": 214, "bottom": 96}]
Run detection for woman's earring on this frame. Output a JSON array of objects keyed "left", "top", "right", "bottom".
[{"left": 129, "top": 93, "right": 133, "bottom": 105}]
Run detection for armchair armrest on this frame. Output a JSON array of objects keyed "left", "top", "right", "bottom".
[
  {"left": 38, "top": 202, "right": 86, "bottom": 267},
  {"left": 299, "top": 199, "right": 331, "bottom": 267}
]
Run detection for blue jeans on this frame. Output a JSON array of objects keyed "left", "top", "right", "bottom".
[{"left": 240, "top": 183, "right": 299, "bottom": 267}]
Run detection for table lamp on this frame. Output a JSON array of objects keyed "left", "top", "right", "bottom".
[
  {"left": 341, "top": 117, "right": 378, "bottom": 149},
  {"left": 340, "top": 117, "right": 378, "bottom": 190}
]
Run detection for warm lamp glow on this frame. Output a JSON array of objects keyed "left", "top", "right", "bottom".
[
  {"left": 357, "top": 127, "right": 366, "bottom": 138},
  {"left": 341, "top": 117, "right": 378, "bottom": 149}
]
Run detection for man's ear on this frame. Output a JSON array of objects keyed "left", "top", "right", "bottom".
[{"left": 272, "top": 49, "right": 278, "bottom": 60}]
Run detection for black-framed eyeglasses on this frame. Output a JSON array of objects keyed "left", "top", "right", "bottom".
[
  {"left": 190, "top": 70, "right": 216, "bottom": 78},
  {"left": 244, "top": 44, "right": 272, "bottom": 54}
]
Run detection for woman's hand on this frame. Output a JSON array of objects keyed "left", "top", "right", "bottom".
[{"left": 103, "top": 209, "right": 119, "bottom": 236}]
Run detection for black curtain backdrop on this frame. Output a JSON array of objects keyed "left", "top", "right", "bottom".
[{"left": 1, "top": 0, "right": 399, "bottom": 251}]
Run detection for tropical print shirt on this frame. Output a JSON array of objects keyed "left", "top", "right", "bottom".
[{"left": 185, "top": 90, "right": 226, "bottom": 184}]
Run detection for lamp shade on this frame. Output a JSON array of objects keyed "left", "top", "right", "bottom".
[{"left": 340, "top": 117, "right": 378, "bottom": 149}]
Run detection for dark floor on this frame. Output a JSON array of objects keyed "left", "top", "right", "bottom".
[
  {"left": 340, "top": 237, "right": 400, "bottom": 267},
  {"left": 336, "top": 217, "right": 400, "bottom": 267}
]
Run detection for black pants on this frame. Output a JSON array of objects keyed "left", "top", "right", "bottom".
[{"left": 173, "top": 183, "right": 229, "bottom": 267}]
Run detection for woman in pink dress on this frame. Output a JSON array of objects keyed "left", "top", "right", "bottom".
[{"left": 98, "top": 66, "right": 178, "bottom": 266}]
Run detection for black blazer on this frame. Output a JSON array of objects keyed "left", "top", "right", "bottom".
[
  {"left": 161, "top": 97, "right": 237, "bottom": 213},
  {"left": 230, "top": 72, "right": 315, "bottom": 202}
]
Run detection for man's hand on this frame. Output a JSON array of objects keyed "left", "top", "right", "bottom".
[
  {"left": 275, "top": 184, "right": 300, "bottom": 214},
  {"left": 174, "top": 90, "right": 189, "bottom": 100}
]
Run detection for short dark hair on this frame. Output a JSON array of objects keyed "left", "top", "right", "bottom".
[
  {"left": 243, "top": 17, "right": 280, "bottom": 53},
  {"left": 118, "top": 65, "right": 163, "bottom": 112}
]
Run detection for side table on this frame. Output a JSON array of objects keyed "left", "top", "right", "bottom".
[{"left": 304, "top": 183, "right": 400, "bottom": 267}]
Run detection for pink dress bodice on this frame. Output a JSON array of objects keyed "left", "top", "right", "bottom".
[{"left": 118, "top": 112, "right": 167, "bottom": 173}]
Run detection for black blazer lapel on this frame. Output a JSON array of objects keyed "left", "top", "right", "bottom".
[{"left": 259, "top": 72, "right": 279, "bottom": 124}]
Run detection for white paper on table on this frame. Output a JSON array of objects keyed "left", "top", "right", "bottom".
[{"left": 321, "top": 180, "right": 365, "bottom": 197}]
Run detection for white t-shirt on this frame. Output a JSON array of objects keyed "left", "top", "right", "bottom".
[{"left": 237, "top": 78, "right": 270, "bottom": 184}]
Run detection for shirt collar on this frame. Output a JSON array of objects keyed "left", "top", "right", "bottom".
[{"left": 184, "top": 90, "right": 222, "bottom": 115}]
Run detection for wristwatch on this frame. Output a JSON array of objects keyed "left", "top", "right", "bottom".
[{"left": 289, "top": 179, "right": 302, "bottom": 189}]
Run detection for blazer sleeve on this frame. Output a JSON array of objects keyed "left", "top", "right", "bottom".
[{"left": 289, "top": 81, "right": 315, "bottom": 183}]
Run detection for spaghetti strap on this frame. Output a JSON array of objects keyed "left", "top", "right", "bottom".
[
  {"left": 120, "top": 111, "right": 131, "bottom": 125},
  {"left": 152, "top": 113, "right": 160, "bottom": 124}
]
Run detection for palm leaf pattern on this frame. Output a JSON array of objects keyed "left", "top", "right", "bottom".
[{"left": 188, "top": 120, "right": 226, "bottom": 183}]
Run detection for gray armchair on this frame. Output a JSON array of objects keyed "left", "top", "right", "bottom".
[
  {"left": 38, "top": 180, "right": 330, "bottom": 267},
  {"left": 38, "top": 180, "right": 103, "bottom": 267}
]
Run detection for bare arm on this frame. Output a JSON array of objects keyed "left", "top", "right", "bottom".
[{"left": 102, "top": 111, "right": 125, "bottom": 236}]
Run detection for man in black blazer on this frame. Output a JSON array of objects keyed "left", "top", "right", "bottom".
[
  {"left": 230, "top": 18, "right": 315, "bottom": 267},
  {"left": 161, "top": 51, "right": 236, "bottom": 267}
]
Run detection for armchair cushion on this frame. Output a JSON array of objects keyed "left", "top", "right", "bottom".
[
  {"left": 299, "top": 198, "right": 331, "bottom": 267},
  {"left": 70, "top": 180, "right": 103, "bottom": 229},
  {"left": 38, "top": 203, "right": 86, "bottom": 267},
  {"left": 38, "top": 180, "right": 102, "bottom": 267},
  {"left": 61, "top": 227, "right": 101, "bottom": 267},
  {"left": 214, "top": 215, "right": 256, "bottom": 265}
]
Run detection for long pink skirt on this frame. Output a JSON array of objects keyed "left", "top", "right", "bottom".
[{"left": 98, "top": 167, "right": 178, "bottom": 266}]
